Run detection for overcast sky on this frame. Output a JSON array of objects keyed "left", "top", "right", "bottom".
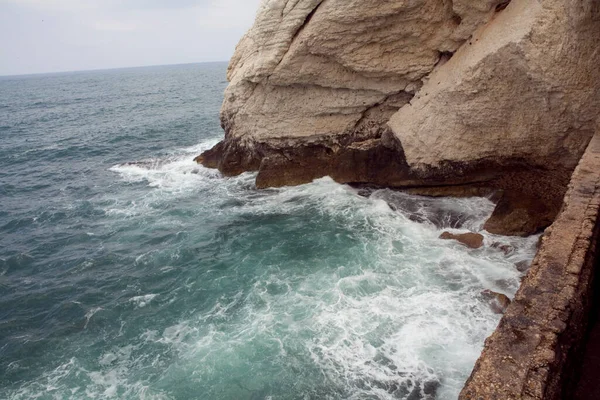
[{"left": 0, "top": 0, "right": 262, "bottom": 76}]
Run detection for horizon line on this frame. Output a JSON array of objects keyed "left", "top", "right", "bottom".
[{"left": 0, "top": 60, "right": 229, "bottom": 79}]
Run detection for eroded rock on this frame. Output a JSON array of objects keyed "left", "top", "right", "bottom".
[
  {"left": 439, "top": 231, "right": 484, "bottom": 249},
  {"left": 483, "top": 191, "right": 557, "bottom": 237},
  {"left": 389, "top": 0, "right": 600, "bottom": 174},
  {"left": 490, "top": 242, "right": 515, "bottom": 255},
  {"left": 200, "top": 0, "right": 511, "bottom": 182},
  {"left": 480, "top": 289, "right": 511, "bottom": 314},
  {"left": 219, "top": 0, "right": 502, "bottom": 145},
  {"left": 514, "top": 260, "right": 531, "bottom": 273},
  {"left": 197, "top": 0, "right": 600, "bottom": 239}
]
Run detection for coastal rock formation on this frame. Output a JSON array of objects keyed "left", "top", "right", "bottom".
[
  {"left": 220, "top": 0, "right": 503, "bottom": 140},
  {"left": 460, "top": 132, "right": 600, "bottom": 400},
  {"left": 514, "top": 260, "right": 531, "bottom": 273},
  {"left": 439, "top": 231, "right": 484, "bottom": 249},
  {"left": 389, "top": 0, "right": 600, "bottom": 173},
  {"left": 195, "top": 0, "right": 600, "bottom": 396},
  {"left": 480, "top": 289, "right": 512, "bottom": 314},
  {"left": 491, "top": 242, "right": 514, "bottom": 255},
  {"left": 198, "top": 0, "right": 600, "bottom": 235},
  {"left": 198, "top": 0, "right": 505, "bottom": 180}
]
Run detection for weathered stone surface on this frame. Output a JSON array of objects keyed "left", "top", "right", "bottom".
[
  {"left": 204, "top": 0, "right": 600, "bottom": 189},
  {"left": 389, "top": 0, "right": 600, "bottom": 174},
  {"left": 491, "top": 242, "right": 515, "bottom": 255},
  {"left": 197, "top": 0, "right": 600, "bottom": 239},
  {"left": 460, "top": 133, "right": 600, "bottom": 399},
  {"left": 202, "top": 0, "right": 508, "bottom": 179},
  {"left": 514, "top": 260, "right": 531, "bottom": 273},
  {"left": 481, "top": 289, "right": 512, "bottom": 314},
  {"left": 221, "top": 0, "right": 500, "bottom": 141},
  {"left": 439, "top": 231, "right": 484, "bottom": 249},
  {"left": 484, "top": 191, "right": 556, "bottom": 237}
]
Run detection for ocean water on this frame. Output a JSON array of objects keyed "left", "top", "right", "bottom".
[{"left": 0, "top": 63, "right": 538, "bottom": 400}]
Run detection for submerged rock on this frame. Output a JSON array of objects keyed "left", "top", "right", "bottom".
[
  {"left": 439, "top": 231, "right": 484, "bottom": 249},
  {"left": 490, "top": 242, "right": 515, "bottom": 255},
  {"left": 480, "top": 290, "right": 511, "bottom": 314},
  {"left": 514, "top": 260, "right": 531, "bottom": 273}
]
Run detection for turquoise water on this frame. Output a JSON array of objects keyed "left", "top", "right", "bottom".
[{"left": 0, "top": 63, "right": 536, "bottom": 399}]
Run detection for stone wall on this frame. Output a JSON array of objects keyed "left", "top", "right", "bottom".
[{"left": 460, "top": 133, "right": 600, "bottom": 399}]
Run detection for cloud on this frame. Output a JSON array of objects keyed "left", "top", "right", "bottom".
[
  {"left": 0, "top": 0, "right": 206, "bottom": 11},
  {"left": 0, "top": 0, "right": 262, "bottom": 75},
  {"left": 0, "top": 0, "right": 99, "bottom": 10},
  {"left": 123, "top": 0, "right": 211, "bottom": 9},
  {"left": 94, "top": 20, "right": 138, "bottom": 32}
]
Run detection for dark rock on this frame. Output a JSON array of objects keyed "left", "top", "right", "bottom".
[
  {"left": 404, "top": 186, "right": 496, "bottom": 198},
  {"left": 199, "top": 134, "right": 572, "bottom": 238},
  {"left": 194, "top": 140, "right": 262, "bottom": 176},
  {"left": 484, "top": 191, "right": 553, "bottom": 236},
  {"left": 423, "top": 379, "right": 441, "bottom": 397},
  {"left": 439, "top": 231, "right": 484, "bottom": 249},
  {"left": 515, "top": 260, "right": 531, "bottom": 272},
  {"left": 491, "top": 242, "right": 515, "bottom": 255},
  {"left": 494, "top": 279, "right": 514, "bottom": 292},
  {"left": 369, "top": 189, "right": 485, "bottom": 229},
  {"left": 481, "top": 289, "right": 512, "bottom": 314}
]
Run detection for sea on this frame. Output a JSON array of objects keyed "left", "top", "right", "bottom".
[{"left": 0, "top": 62, "right": 538, "bottom": 400}]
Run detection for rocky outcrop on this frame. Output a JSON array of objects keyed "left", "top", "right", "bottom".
[
  {"left": 481, "top": 289, "right": 512, "bottom": 314},
  {"left": 389, "top": 0, "right": 600, "bottom": 174},
  {"left": 194, "top": 0, "right": 600, "bottom": 396},
  {"left": 514, "top": 260, "right": 531, "bottom": 273},
  {"left": 202, "top": 0, "right": 600, "bottom": 179},
  {"left": 219, "top": 0, "right": 502, "bottom": 144},
  {"left": 460, "top": 133, "right": 600, "bottom": 399},
  {"left": 439, "top": 231, "right": 484, "bottom": 249},
  {"left": 197, "top": 0, "right": 600, "bottom": 236},
  {"left": 201, "top": 0, "right": 509, "bottom": 179}
]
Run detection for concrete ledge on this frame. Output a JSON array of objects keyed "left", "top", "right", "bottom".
[{"left": 460, "top": 133, "right": 600, "bottom": 400}]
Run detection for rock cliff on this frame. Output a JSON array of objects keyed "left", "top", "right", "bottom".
[
  {"left": 197, "top": 0, "right": 600, "bottom": 235},
  {"left": 460, "top": 132, "right": 600, "bottom": 400}
]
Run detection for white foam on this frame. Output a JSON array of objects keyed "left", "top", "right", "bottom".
[
  {"left": 129, "top": 294, "right": 158, "bottom": 308},
  {"left": 108, "top": 139, "right": 222, "bottom": 192},
  {"left": 84, "top": 307, "right": 103, "bottom": 329},
  {"left": 94, "top": 140, "right": 536, "bottom": 399}
]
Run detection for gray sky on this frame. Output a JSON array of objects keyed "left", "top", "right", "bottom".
[{"left": 0, "top": 0, "right": 262, "bottom": 76}]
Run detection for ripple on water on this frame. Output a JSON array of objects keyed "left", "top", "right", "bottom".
[{"left": 0, "top": 65, "right": 538, "bottom": 400}]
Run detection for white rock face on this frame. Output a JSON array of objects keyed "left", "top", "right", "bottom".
[
  {"left": 205, "top": 0, "right": 600, "bottom": 190},
  {"left": 389, "top": 0, "right": 600, "bottom": 171},
  {"left": 222, "top": 0, "right": 501, "bottom": 142}
]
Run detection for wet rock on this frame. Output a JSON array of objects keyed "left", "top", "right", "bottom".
[
  {"left": 483, "top": 191, "right": 557, "bottom": 237},
  {"left": 494, "top": 279, "right": 513, "bottom": 292},
  {"left": 423, "top": 379, "right": 440, "bottom": 397},
  {"left": 439, "top": 231, "right": 484, "bottom": 249},
  {"left": 481, "top": 290, "right": 511, "bottom": 314},
  {"left": 491, "top": 242, "right": 515, "bottom": 255},
  {"left": 368, "top": 189, "right": 486, "bottom": 229},
  {"left": 515, "top": 260, "right": 531, "bottom": 272},
  {"left": 404, "top": 186, "right": 497, "bottom": 199},
  {"left": 536, "top": 234, "right": 545, "bottom": 250}
]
